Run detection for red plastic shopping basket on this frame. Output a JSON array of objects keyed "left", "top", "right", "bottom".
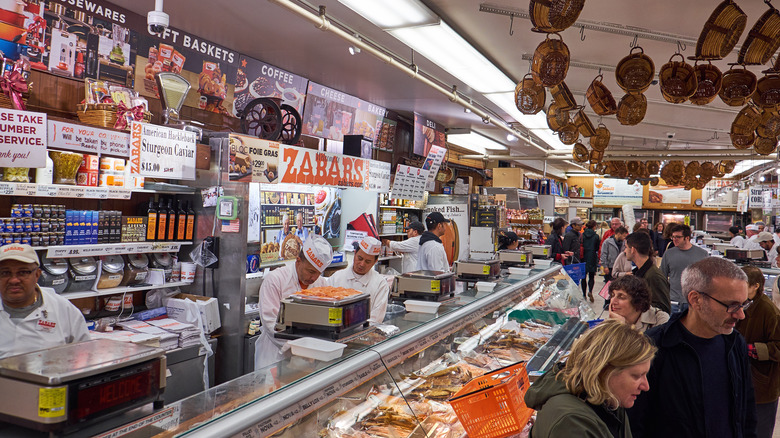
[{"left": 448, "top": 361, "right": 534, "bottom": 438}]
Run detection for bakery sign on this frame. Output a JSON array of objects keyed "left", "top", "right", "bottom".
[
  {"left": 278, "top": 145, "right": 368, "bottom": 189},
  {"left": 0, "top": 108, "right": 46, "bottom": 168},
  {"left": 129, "top": 122, "right": 197, "bottom": 180}
]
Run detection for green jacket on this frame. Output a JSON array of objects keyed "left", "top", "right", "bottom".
[
  {"left": 735, "top": 290, "right": 780, "bottom": 404},
  {"left": 525, "top": 367, "right": 631, "bottom": 438}
]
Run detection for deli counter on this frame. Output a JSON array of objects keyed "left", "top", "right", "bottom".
[{"left": 3, "top": 265, "right": 593, "bottom": 437}]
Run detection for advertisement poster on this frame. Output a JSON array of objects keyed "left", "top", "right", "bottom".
[
  {"left": 413, "top": 113, "right": 446, "bottom": 156},
  {"left": 48, "top": 120, "right": 129, "bottom": 156},
  {"left": 375, "top": 118, "right": 397, "bottom": 151},
  {"left": 301, "top": 81, "right": 385, "bottom": 141},
  {"left": 593, "top": 178, "right": 642, "bottom": 207},
  {"left": 390, "top": 164, "right": 429, "bottom": 201},
  {"left": 0, "top": 108, "right": 46, "bottom": 167},
  {"left": 647, "top": 185, "right": 691, "bottom": 205},
  {"left": 423, "top": 145, "right": 447, "bottom": 191},
  {"left": 232, "top": 56, "right": 308, "bottom": 117},
  {"left": 129, "top": 121, "right": 196, "bottom": 180},
  {"left": 702, "top": 180, "right": 738, "bottom": 209},
  {"left": 424, "top": 195, "right": 469, "bottom": 264},
  {"left": 278, "top": 144, "right": 368, "bottom": 189},
  {"left": 228, "top": 134, "right": 279, "bottom": 183},
  {"left": 737, "top": 189, "right": 749, "bottom": 213}
]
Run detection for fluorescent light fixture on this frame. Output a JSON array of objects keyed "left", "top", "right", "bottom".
[
  {"left": 507, "top": 134, "right": 517, "bottom": 141},
  {"left": 724, "top": 159, "right": 773, "bottom": 179},
  {"left": 348, "top": 45, "right": 360, "bottom": 55},
  {"left": 337, "top": 0, "right": 439, "bottom": 29},
  {"left": 775, "top": 167, "right": 780, "bottom": 174},
  {"left": 448, "top": 129, "right": 508, "bottom": 155}
]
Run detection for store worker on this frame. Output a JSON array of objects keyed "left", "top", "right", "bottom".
[
  {"left": 0, "top": 244, "right": 89, "bottom": 359},
  {"left": 745, "top": 224, "right": 761, "bottom": 248},
  {"left": 294, "top": 211, "right": 309, "bottom": 242},
  {"left": 756, "top": 232, "right": 778, "bottom": 267},
  {"left": 255, "top": 235, "right": 333, "bottom": 370},
  {"left": 628, "top": 257, "right": 757, "bottom": 438},
  {"left": 730, "top": 226, "right": 746, "bottom": 249},
  {"left": 417, "top": 212, "right": 450, "bottom": 272},
  {"left": 383, "top": 221, "right": 424, "bottom": 273},
  {"left": 497, "top": 230, "right": 520, "bottom": 251},
  {"left": 329, "top": 237, "right": 389, "bottom": 324}
]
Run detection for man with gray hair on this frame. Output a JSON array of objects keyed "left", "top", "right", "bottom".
[{"left": 628, "top": 257, "right": 757, "bottom": 438}]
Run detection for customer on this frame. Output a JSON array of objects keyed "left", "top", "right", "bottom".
[
  {"left": 546, "top": 218, "right": 573, "bottom": 264},
  {"left": 497, "top": 230, "right": 520, "bottom": 251},
  {"left": 607, "top": 275, "right": 670, "bottom": 333},
  {"left": 651, "top": 222, "right": 667, "bottom": 257},
  {"left": 660, "top": 224, "right": 709, "bottom": 313},
  {"left": 624, "top": 232, "right": 671, "bottom": 313},
  {"left": 384, "top": 221, "right": 424, "bottom": 273},
  {"left": 581, "top": 220, "right": 600, "bottom": 302},
  {"left": 737, "top": 266, "right": 780, "bottom": 438},
  {"left": 417, "top": 212, "right": 451, "bottom": 272},
  {"left": 600, "top": 226, "right": 628, "bottom": 282},
  {"left": 599, "top": 217, "right": 623, "bottom": 255},
  {"left": 525, "top": 319, "right": 656, "bottom": 438},
  {"left": 628, "top": 257, "right": 757, "bottom": 438},
  {"left": 662, "top": 221, "right": 677, "bottom": 253}
]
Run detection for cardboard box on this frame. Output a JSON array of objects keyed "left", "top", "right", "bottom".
[
  {"left": 493, "top": 168, "right": 524, "bottom": 188},
  {"left": 167, "top": 293, "right": 221, "bottom": 334}
]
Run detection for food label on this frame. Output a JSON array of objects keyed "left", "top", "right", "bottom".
[
  {"left": 38, "top": 387, "right": 66, "bottom": 418},
  {"left": 328, "top": 308, "right": 342, "bottom": 325},
  {"left": 520, "top": 254, "right": 527, "bottom": 262},
  {"left": 482, "top": 265, "right": 490, "bottom": 275},
  {"left": 543, "top": 248, "right": 549, "bottom": 256},
  {"left": 430, "top": 280, "right": 440, "bottom": 292}
]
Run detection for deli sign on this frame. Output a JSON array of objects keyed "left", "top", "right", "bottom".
[{"left": 279, "top": 145, "right": 367, "bottom": 189}]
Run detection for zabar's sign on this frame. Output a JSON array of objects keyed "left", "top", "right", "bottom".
[{"left": 278, "top": 145, "right": 367, "bottom": 189}]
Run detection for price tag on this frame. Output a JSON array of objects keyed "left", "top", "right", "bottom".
[
  {"left": 108, "top": 187, "right": 133, "bottom": 199},
  {"left": 482, "top": 265, "right": 490, "bottom": 275},
  {"left": 430, "top": 280, "right": 440, "bottom": 292},
  {"left": 36, "top": 184, "right": 58, "bottom": 197},
  {"left": 58, "top": 186, "right": 85, "bottom": 198},
  {"left": 0, "top": 182, "right": 14, "bottom": 195},
  {"left": 16, "top": 183, "right": 37, "bottom": 196},
  {"left": 327, "top": 307, "right": 342, "bottom": 324},
  {"left": 85, "top": 187, "right": 109, "bottom": 199}
]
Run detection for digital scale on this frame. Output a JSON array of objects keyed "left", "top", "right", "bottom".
[
  {"left": 498, "top": 249, "right": 534, "bottom": 268},
  {"left": 455, "top": 259, "right": 501, "bottom": 280},
  {"left": 524, "top": 245, "right": 551, "bottom": 259},
  {"left": 725, "top": 248, "right": 766, "bottom": 263},
  {"left": 701, "top": 237, "right": 721, "bottom": 246},
  {"left": 0, "top": 340, "right": 166, "bottom": 433},
  {"left": 276, "top": 293, "right": 371, "bottom": 340},
  {"left": 393, "top": 270, "right": 456, "bottom": 301},
  {"left": 713, "top": 243, "right": 737, "bottom": 253}
]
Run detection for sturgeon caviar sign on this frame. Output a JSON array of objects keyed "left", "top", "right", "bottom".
[
  {"left": 0, "top": 108, "right": 47, "bottom": 167},
  {"left": 129, "top": 121, "right": 197, "bottom": 180}
]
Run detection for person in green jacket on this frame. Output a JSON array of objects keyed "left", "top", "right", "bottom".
[
  {"left": 525, "top": 320, "right": 657, "bottom": 438},
  {"left": 581, "top": 220, "right": 600, "bottom": 302}
]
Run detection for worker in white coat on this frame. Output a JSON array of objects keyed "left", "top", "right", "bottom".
[
  {"left": 255, "top": 235, "right": 333, "bottom": 370},
  {"left": 329, "top": 237, "right": 389, "bottom": 324},
  {"left": 383, "top": 221, "right": 424, "bottom": 273},
  {"left": 0, "top": 244, "right": 89, "bottom": 359},
  {"left": 417, "top": 212, "right": 451, "bottom": 272}
]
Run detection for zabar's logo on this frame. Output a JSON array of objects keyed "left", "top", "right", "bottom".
[
  {"left": 3, "top": 245, "right": 25, "bottom": 252},
  {"left": 38, "top": 320, "right": 56, "bottom": 329},
  {"left": 305, "top": 248, "right": 324, "bottom": 268}
]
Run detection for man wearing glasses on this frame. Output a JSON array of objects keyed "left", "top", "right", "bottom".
[
  {"left": 660, "top": 224, "right": 709, "bottom": 313},
  {"left": 0, "top": 244, "right": 89, "bottom": 359},
  {"left": 629, "top": 257, "right": 757, "bottom": 438}
]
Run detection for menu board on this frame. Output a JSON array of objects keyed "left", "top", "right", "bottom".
[
  {"left": 232, "top": 57, "right": 308, "bottom": 117},
  {"left": 390, "top": 165, "right": 429, "bottom": 201},
  {"left": 423, "top": 145, "right": 447, "bottom": 190},
  {"left": 413, "top": 113, "right": 446, "bottom": 156},
  {"left": 301, "top": 82, "right": 385, "bottom": 142},
  {"left": 228, "top": 134, "right": 279, "bottom": 183},
  {"left": 593, "top": 178, "right": 642, "bottom": 207}
]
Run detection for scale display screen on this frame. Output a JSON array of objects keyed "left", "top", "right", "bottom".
[
  {"left": 342, "top": 300, "right": 369, "bottom": 327},
  {"left": 71, "top": 361, "right": 160, "bottom": 421}
]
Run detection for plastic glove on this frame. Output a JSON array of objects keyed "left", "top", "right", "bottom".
[{"left": 747, "top": 343, "right": 758, "bottom": 360}]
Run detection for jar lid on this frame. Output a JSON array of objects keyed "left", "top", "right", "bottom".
[
  {"left": 125, "top": 253, "right": 149, "bottom": 269},
  {"left": 151, "top": 252, "right": 173, "bottom": 268},
  {"left": 69, "top": 257, "right": 97, "bottom": 275},
  {"left": 41, "top": 256, "right": 68, "bottom": 275},
  {"left": 100, "top": 255, "right": 125, "bottom": 273}
]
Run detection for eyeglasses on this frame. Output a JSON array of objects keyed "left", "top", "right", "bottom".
[
  {"left": 699, "top": 292, "right": 752, "bottom": 314},
  {"left": 0, "top": 269, "right": 34, "bottom": 279},
  {"left": 671, "top": 234, "right": 685, "bottom": 240}
]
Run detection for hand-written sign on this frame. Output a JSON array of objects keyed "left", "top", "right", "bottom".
[
  {"left": 129, "top": 122, "right": 197, "bottom": 180},
  {"left": 278, "top": 145, "right": 367, "bottom": 189},
  {"left": 48, "top": 121, "right": 130, "bottom": 157},
  {"left": 0, "top": 108, "right": 46, "bottom": 167}
]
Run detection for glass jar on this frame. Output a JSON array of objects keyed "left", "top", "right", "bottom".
[
  {"left": 65, "top": 257, "right": 98, "bottom": 292},
  {"left": 96, "top": 255, "right": 125, "bottom": 289},
  {"left": 120, "top": 253, "right": 149, "bottom": 286},
  {"left": 38, "top": 256, "right": 69, "bottom": 294}
]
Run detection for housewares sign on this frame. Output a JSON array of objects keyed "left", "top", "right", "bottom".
[
  {"left": 0, "top": 108, "right": 46, "bottom": 167},
  {"left": 129, "top": 122, "right": 197, "bottom": 180}
]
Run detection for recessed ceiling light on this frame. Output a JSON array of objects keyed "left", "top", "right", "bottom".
[{"left": 507, "top": 134, "right": 517, "bottom": 141}]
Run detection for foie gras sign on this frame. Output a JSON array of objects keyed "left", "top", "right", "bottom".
[
  {"left": 0, "top": 108, "right": 46, "bottom": 167},
  {"left": 129, "top": 121, "right": 197, "bottom": 180}
]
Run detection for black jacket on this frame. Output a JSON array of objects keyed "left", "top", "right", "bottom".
[
  {"left": 562, "top": 229, "right": 581, "bottom": 262},
  {"left": 546, "top": 231, "right": 566, "bottom": 263},
  {"left": 418, "top": 231, "right": 441, "bottom": 245},
  {"left": 581, "top": 228, "right": 600, "bottom": 273},
  {"left": 628, "top": 311, "right": 757, "bottom": 438}
]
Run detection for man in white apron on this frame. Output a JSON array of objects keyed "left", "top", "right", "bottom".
[
  {"left": 255, "top": 234, "right": 333, "bottom": 370},
  {"left": 329, "top": 237, "right": 389, "bottom": 324}
]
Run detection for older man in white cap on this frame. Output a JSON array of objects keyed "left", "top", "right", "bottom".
[
  {"left": 329, "top": 237, "right": 390, "bottom": 325},
  {"left": 0, "top": 244, "right": 89, "bottom": 359},
  {"left": 255, "top": 234, "right": 333, "bottom": 370},
  {"left": 744, "top": 224, "right": 763, "bottom": 251}
]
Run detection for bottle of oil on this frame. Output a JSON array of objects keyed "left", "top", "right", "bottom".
[
  {"left": 176, "top": 200, "right": 187, "bottom": 241},
  {"left": 146, "top": 199, "right": 157, "bottom": 241},
  {"left": 166, "top": 199, "right": 176, "bottom": 241},
  {"left": 156, "top": 199, "right": 168, "bottom": 241},
  {"left": 185, "top": 201, "right": 196, "bottom": 241}
]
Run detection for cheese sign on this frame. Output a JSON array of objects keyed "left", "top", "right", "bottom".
[
  {"left": 129, "top": 122, "right": 197, "bottom": 180},
  {"left": 278, "top": 145, "right": 367, "bottom": 189},
  {"left": 48, "top": 120, "right": 130, "bottom": 157},
  {"left": 0, "top": 108, "right": 46, "bottom": 167}
]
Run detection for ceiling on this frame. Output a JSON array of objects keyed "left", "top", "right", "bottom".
[{"left": 113, "top": 0, "right": 780, "bottom": 179}]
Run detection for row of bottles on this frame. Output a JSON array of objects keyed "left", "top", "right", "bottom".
[
  {"left": 262, "top": 206, "right": 314, "bottom": 226},
  {"left": 146, "top": 199, "right": 195, "bottom": 242}
]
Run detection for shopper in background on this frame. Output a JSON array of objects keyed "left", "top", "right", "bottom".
[
  {"left": 497, "top": 230, "right": 520, "bottom": 251},
  {"left": 581, "top": 220, "right": 600, "bottom": 303},
  {"left": 628, "top": 257, "right": 756, "bottom": 438},
  {"left": 417, "top": 212, "right": 450, "bottom": 272},
  {"left": 255, "top": 235, "right": 333, "bottom": 370},
  {"left": 600, "top": 217, "right": 623, "bottom": 254},
  {"left": 600, "top": 226, "right": 628, "bottom": 282},
  {"left": 737, "top": 266, "right": 780, "bottom": 438},
  {"left": 773, "top": 227, "right": 780, "bottom": 246},
  {"left": 624, "top": 232, "right": 671, "bottom": 313},
  {"left": 662, "top": 221, "right": 677, "bottom": 253},
  {"left": 0, "top": 244, "right": 89, "bottom": 359},
  {"left": 731, "top": 226, "right": 747, "bottom": 249},
  {"left": 639, "top": 218, "right": 648, "bottom": 229},
  {"left": 651, "top": 222, "right": 667, "bottom": 257},
  {"left": 562, "top": 216, "right": 583, "bottom": 263},
  {"left": 384, "top": 221, "right": 424, "bottom": 274},
  {"left": 660, "top": 224, "right": 709, "bottom": 314},
  {"left": 547, "top": 217, "right": 573, "bottom": 264},
  {"left": 329, "top": 237, "right": 389, "bottom": 324},
  {"left": 525, "top": 319, "right": 656, "bottom": 438},
  {"left": 756, "top": 232, "right": 778, "bottom": 268},
  {"left": 607, "top": 275, "right": 670, "bottom": 333}
]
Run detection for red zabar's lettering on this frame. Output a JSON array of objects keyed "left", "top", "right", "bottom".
[
  {"left": 299, "top": 152, "right": 314, "bottom": 184},
  {"left": 315, "top": 153, "right": 328, "bottom": 182},
  {"left": 281, "top": 148, "right": 298, "bottom": 183},
  {"left": 354, "top": 160, "right": 364, "bottom": 186},
  {"left": 342, "top": 157, "right": 353, "bottom": 183},
  {"left": 306, "top": 248, "right": 323, "bottom": 268},
  {"left": 327, "top": 157, "right": 341, "bottom": 186}
]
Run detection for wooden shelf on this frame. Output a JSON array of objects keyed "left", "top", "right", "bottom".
[{"left": 379, "top": 205, "right": 422, "bottom": 210}]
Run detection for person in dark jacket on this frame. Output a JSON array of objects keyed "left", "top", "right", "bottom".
[
  {"left": 497, "top": 230, "right": 519, "bottom": 251},
  {"left": 546, "top": 217, "right": 572, "bottom": 264},
  {"left": 736, "top": 266, "right": 780, "bottom": 438},
  {"left": 628, "top": 257, "right": 757, "bottom": 438},
  {"left": 624, "top": 231, "right": 671, "bottom": 313},
  {"left": 651, "top": 222, "right": 666, "bottom": 257},
  {"left": 581, "top": 220, "right": 600, "bottom": 302},
  {"left": 525, "top": 319, "right": 656, "bottom": 438}
]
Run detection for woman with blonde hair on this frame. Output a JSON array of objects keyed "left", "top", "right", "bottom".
[{"left": 525, "top": 320, "right": 657, "bottom": 437}]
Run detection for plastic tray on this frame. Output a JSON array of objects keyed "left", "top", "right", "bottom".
[
  {"left": 404, "top": 300, "right": 441, "bottom": 314},
  {"left": 287, "top": 337, "right": 347, "bottom": 361},
  {"left": 475, "top": 281, "right": 496, "bottom": 292},
  {"left": 508, "top": 267, "right": 532, "bottom": 276}
]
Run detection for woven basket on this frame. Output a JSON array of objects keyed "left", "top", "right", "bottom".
[
  {"left": 638, "top": 162, "right": 650, "bottom": 178},
  {"left": 586, "top": 74, "right": 618, "bottom": 115},
  {"left": 738, "top": 6, "right": 780, "bottom": 65},
  {"left": 590, "top": 148, "right": 604, "bottom": 163},
  {"left": 685, "top": 161, "right": 701, "bottom": 178},
  {"left": 615, "top": 46, "right": 655, "bottom": 95},
  {"left": 757, "top": 109, "right": 780, "bottom": 137},
  {"left": 590, "top": 123, "right": 611, "bottom": 151},
  {"left": 589, "top": 163, "right": 599, "bottom": 173},
  {"left": 627, "top": 161, "right": 640, "bottom": 175},
  {"left": 0, "top": 92, "right": 29, "bottom": 110},
  {"left": 755, "top": 136, "right": 778, "bottom": 154},
  {"left": 659, "top": 54, "right": 698, "bottom": 104},
  {"left": 529, "top": 0, "right": 585, "bottom": 33},
  {"left": 729, "top": 131, "right": 757, "bottom": 149},
  {"left": 752, "top": 73, "right": 780, "bottom": 112},
  {"left": 573, "top": 108, "right": 596, "bottom": 137},
  {"left": 557, "top": 123, "right": 579, "bottom": 145},
  {"left": 693, "top": 0, "right": 747, "bottom": 60},
  {"left": 690, "top": 62, "right": 723, "bottom": 105},
  {"left": 76, "top": 103, "right": 152, "bottom": 130},
  {"left": 616, "top": 93, "right": 647, "bottom": 126},
  {"left": 730, "top": 103, "right": 761, "bottom": 148},
  {"left": 549, "top": 81, "right": 577, "bottom": 110},
  {"left": 515, "top": 73, "right": 546, "bottom": 115},
  {"left": 572, "top": 142, "right": 589, "bottom": 163},
  {"left": 700, "top": 161, "right": 716, "bottom": 179},
  {"left": 719, "top": 65, "right": 757, "bottom": 106},
  {"left": 647, "top": 160, "right": 661, "bottom": 174},
  {"left": 531, "top": 34, "right": 570, "bottom": 87},
  {"left": 546, "top": 103, "right": 570, "bottom": 131}
]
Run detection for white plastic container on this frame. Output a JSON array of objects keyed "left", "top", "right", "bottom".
[
  {"left": 288, "top": 337, "right": 347, "bottom": 361},
  {"left": 535, "top": 259, "right": 553, "bottom": 267},
  {"left": 508, "top": 267, "right": 532, "bottom": 276},
  {"left": 475, "top": 281, "right": 496, "bottom": 292},
  {"left": 404, "top": 300, "right": 441, "bottom": 314}
]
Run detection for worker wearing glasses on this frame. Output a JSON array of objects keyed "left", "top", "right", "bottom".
[
  {"left": 659, "top": 224, "right": 709, "bottom": 314},
  {"left": 629, "top": 257, "right": 757, "bottom": 438}
]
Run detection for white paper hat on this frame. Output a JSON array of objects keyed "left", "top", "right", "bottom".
[
  {"left": 358, "top": 236, "right": 382, "bottom": 256},
  {"left": 302, "top": 234, "right": 333, "bottom": 272}
]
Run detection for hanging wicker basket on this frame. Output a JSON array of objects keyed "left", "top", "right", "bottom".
[
  {"left": 690, "top": 61, "right": 723, "bottom": 105},
  {"left": 572, "top": 142, "right": 589, "bottom": 163},
  {"left": 529, "top": 0, "right": 585, "bottom": 33},
  {"left": 752, "top": 73, "right": 780, "bottom": 112},
  {"left": 754, "top": 136, "right": 778, "bottom": 154},
  {"left": 692, "top": 0, "right": 747, "bottom": 60},
  {"left": 515, "top": 73, "right": 547, "bottom": 115},
  {"left": 546, "top": 103, "right": 570, "bottom": 131},
  {"left": 586, "top": 74, "right": 618, "bottom": 116},
  {"left": 729, "top": 104, "right": 762, "bottom": 148},
  {"left": 590, "top": 148, "right": 604, "bottom": 163},
  {"left": 557, "top": 123, "right": 579, "bottom": 145},
  {"left": 531, "top": 33, "right": 570, "bottom": 87},
  {"left": 757, "top": 109, "right": 780, "bottom": 137},
  {"left": 659, "top": 54, "right": 698, "bottom": 104},
  {"left": 616, "top": 93, "right": 647, "bottom": 126},
  {"left": 549, "top": 81, "right": 577, "bottom": 110},
  {"left": 738, "top": 6, "right": 780, "bottom": 65},
  {"left": 615, "top": 46, "right": 655, "bottom": 95},
  {"left": 719, "top": 65, "right": 757, "bottom": 106},
  {"left": 647, "top": 160, "right": 661, "bottom": 175},
  {"left": 590, "top": 123, "right": 611, "bottom": 151},
  {"left": 572, "top": 108, "right": 596, "bottom": 137}
]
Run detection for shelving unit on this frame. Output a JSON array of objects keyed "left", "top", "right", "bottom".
[
  {"left": 60, "top": 281, "right": 191, "bottom": 300},
  {"left": 378, "top": 233, "right": 406, "bottom": 237},
  {"left": 39, "top": 241, "right": 191, "bottom": 258},
  {"left": 378, "top": 205, "right": 422, "bottom": 211},
  {"left": 0, "top": 182, "right": 198, "bottom": 199}
]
